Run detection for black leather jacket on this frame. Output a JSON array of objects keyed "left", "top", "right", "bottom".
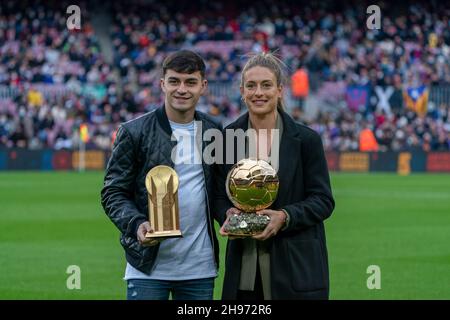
[{"left": 101, "top": 106, "right": 222, "bottom": 274}]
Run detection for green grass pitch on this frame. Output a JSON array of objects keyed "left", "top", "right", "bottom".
[{"left": 0, "top": 171, "right": 449, "bottom": 299}]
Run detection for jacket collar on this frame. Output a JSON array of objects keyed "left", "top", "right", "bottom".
[
  {"left": 156, "top": 105, "right": 210, "bottom": 162},
  {"left": 274, "top": 109, "right": 302, "bottom": 208},
  {"left": 155, "top": 104, "right": 173, "bottom": 136},
  {"left": 155, "top": 104, "right": 203, "bottom": 136},
  {"left": 278, "top": 108, "right": 301, "bottom": 138}
]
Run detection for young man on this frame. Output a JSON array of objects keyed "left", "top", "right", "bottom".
[{"left": 101, "top": 50, "right": 221, "bottom": 300}]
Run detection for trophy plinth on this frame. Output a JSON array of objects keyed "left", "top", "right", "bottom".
[
  {"left": 145, "top": 166, "right": 182, "bottom": 239},
  {"left": 224, "top": 213, "right": 271, "bottom": 236},
  {"left": 224, "top": 158, "right": 279, "bottom": 236}
]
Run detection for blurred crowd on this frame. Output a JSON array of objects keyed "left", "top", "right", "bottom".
[
  {"left": 1, "top": 0, "right": 449, "bottom": 151},
  {"left": 308, "top": 106, "right": 450, "bottom": 152}
]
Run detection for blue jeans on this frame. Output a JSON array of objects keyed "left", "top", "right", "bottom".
[{"left": 126, "top": 278, "right": 215, "bottom": 300}]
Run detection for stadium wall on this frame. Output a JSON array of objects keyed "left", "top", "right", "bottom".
[
  {"left": 0, "top": 148, "right": 449, "bottom": 173},
  {"left": 326, "top": 151, "right": 450, "bottom": 173},
  {"left": 0, "top": 149, "right": 111, "bottom": 171}
]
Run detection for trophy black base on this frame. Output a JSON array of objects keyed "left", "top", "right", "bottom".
[
  {"left": 145, "top": 230, "right": 182, "bottom": 239},
  {"left": 224, "top": 213, "right": 270, "bottom": 236}
]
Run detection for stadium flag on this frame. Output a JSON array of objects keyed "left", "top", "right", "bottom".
[
  {"left": 403, "top": 85, "right": 429, "bottom": 116},
  {"left": 374, "top": 86, "right": 394, "bottom": 115},
  {"left": 80, "top": 123, "right": 89, "bottom": 143},
  {"left": 346, "top": 85, "right": 370, "bottom": 112},
  {"left": 78, "top": 124, "right": 89, "bottom": 172}
]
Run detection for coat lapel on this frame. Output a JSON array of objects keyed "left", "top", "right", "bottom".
[
  {"left": 271, "top": 111, "right": 302, "bottom": 209},
  {"left": 227, "top": 110, "right": 302, "bottom": 209}
]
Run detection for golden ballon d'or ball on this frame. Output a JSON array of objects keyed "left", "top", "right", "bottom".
[{"left": 224, "top": 158, "right": 279, "bottom": 235}]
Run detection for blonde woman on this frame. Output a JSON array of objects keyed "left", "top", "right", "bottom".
[{"left": 215, "top": 52, "right": 335, "bottom": 300}]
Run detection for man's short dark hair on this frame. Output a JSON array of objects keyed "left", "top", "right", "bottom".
[{"left": 162, "top": 50, "right": 206, "bottom": 79}]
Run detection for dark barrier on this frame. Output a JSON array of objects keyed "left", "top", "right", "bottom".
[
  {"left": 325, "top": 150, "right": 450, "bottom": 173},
  {"left": 409, "top": 151, "right": 427, "bottom": 172},
  {"left": 0, "top": 150, "right": 6, "bottom": 170},
  {"left": 426, "top": 152, "right": 450, "bottom": 172},
  {"left": 370, "top": 152, "right": 398, "bottom": 172},
  {"left": 0, "top": 148, "right": 102, "bottom": 171},
  {"left": 52, "top": 150, "right": 73, "bottom": 170},
  {"left": 38, "top": 149, "right": 73, "bottom": 170},
  {"left": 325, "top": 152, "right": 339, "bottom": 171},
  {"left": 0, "top": 148, "right": 449, "bottom": 173},
  {"left": 41, "top": 150, "right": 55, "bottom": 170},
  {"left": 7, "top": 149, "right": 42, "bottom": 170}
]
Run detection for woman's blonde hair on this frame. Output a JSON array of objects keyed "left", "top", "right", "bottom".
[{"left": 240, "top": 51, "right": 287, "bottom": 111}]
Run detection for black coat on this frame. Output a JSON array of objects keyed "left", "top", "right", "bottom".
[
  {"left": 215, "top": 110, "right": 335, "bottom": 300},
  {"left": 101, "top": 106, "right": 222, "bottom": 274}
]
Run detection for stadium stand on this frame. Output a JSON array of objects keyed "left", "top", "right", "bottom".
[{"left": 0, "top": 0, "right": 449, "bottom": 152}]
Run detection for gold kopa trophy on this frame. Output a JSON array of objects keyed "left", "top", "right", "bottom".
[{"left": 145, "top": 165, "right": 182, "bottom": 239}]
